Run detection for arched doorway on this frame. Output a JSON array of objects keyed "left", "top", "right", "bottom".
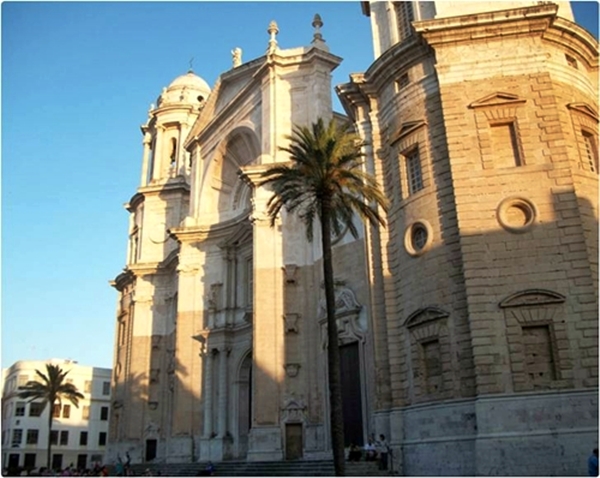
[{"left": 237, "top": 352, "right": 252, "bottom": 458}]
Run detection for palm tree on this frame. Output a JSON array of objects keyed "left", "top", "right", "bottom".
[
  {"left": 18, "top": 363, "right": 85, "bottom": 470},
  {"left": 259, "top": 118, "right": 388, "bottom": 476}
]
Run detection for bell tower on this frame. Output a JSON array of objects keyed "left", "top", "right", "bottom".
[
  {"left": 364, "top": 0, "right": 575, "bottom": 59},
  {"left": 109, "top": 70, "right": 211, "bottom": 463}
]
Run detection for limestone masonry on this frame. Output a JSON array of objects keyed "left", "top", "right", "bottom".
[{"left": 108, "top": 2, "right": 598, "bottom": 475}]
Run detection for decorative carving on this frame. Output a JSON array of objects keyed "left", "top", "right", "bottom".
[
  {"left": 405, "top": 307, "right": 449, "bottom": 328},
  {"left": 232, "top": 47, "right": 242, "bottom": 68},
  {"left": 283, "top": 264, "right": 298, "bottom": 284},
  {"left": 312, "top": 14, "right": 325, "bottom": 44},
  {"left": 281, "top": 397, "right": 307, "bottom": 422},
  {"left": 283, "top": 313, "right": 300, "bottom": 334},
  {"left": 267, "top": 20, "right": 279, "bottom": 54},
  {"left": 148, "top": 401, "right": 158, "bottom": 410},
  {"left": 113, "top": 400, "right": 123, "bottom": 409},
  {"left": 318, "top": 285, "right": 362, "bottom": 320},
  {"left": 318, "top": 284, "right": 365, "bottom": 347},
  {"left": 149, "top": 368, "right": 160, "bottom": 384},
  {"left": 499, "top": 289, "right": 566, "bottom": 308},
  {"left": 206, "top": 283, "right": 223, "bottom": 311},
  {"left": 284, "top": 363, "right": 301, "bottom": 377}
]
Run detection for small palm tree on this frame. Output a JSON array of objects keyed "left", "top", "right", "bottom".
[
  {"left": 18, "top": 363, "right": 84, "bottom": 469},
  {"left": 259, "top": 118, "right": 388, "bottom": 476}
]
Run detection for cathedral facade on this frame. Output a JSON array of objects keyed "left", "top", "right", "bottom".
[{"left": 108, "top": 2, "right": 598, "bottom": 475}]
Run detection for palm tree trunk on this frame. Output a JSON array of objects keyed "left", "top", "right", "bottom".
[
  {"left": 320, "top": 201, "right": 346, "bottom": 476},
  {"left": 47, "top": 402, "right": 53, "bottom": 470}
]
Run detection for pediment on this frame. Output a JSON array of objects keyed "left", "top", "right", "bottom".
[
  {"left": 391, "top": 120, "right": 427, "bottom": 144},
  {"left": 469, "top": 92, "right": 527, "bottom": 109},
  {"left": 499, "top": 289, "right": 565, "bottom": 308},
  {"left": 405, "top": 306, "right": 449, "bottom": 328},
  {"left": 567, "top": 103, "right": 599, "bottom": 122}
]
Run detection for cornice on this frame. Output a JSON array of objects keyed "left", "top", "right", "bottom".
[
  {"left": 169, "top": 212, "right": 252, "bottom": 244},
  {"left": 123, "top": 250, "right": 179, "bottom": 278},
  {"left": 110, "top": 269, "right": 135, "bottom": 291},
  {"left": 543, "top": 17, "right": 599, "bottom": 69},
  {"left": 414, "top": 4, "right": 557, "bottom": 46},
  {"left": 138, "top": 179, "right": 191, "bottom": 196},
  {"left": 238, "top": 163, "right": 273, "bottom": 186},
  {"left": 363, "top": 35, "right": 429, "bottom": 92}
]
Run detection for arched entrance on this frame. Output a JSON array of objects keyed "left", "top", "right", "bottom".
[{"left": 237, "top": 352, "right": 252, "bottom": 458}]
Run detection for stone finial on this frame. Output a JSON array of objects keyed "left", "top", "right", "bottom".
[
  {"left": 232, "top": 47, "right": 242, "bottom": 68},
  {"left": 312, "top": 13, "right": 325, "bottom": 44},
  {"left": 267, "top": 20, "right": 279, "bottom": 54}
]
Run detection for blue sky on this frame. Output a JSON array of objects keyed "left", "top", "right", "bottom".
[{"left": 2, "top": 1, "right": 598, "bottom": 370}]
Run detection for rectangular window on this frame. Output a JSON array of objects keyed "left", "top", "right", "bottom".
[
  {"left": 118, "top": 320, "right": 126, "bottom": 345},
  {"left": 52, "top": 404, "right": 61, "bottom": 418},
  {"left": 84, "top": 381, "right": 92, "bottom": 394},
  {"left": 395, "top": 1, "right": 415, "bottom": 41},
  {"left": 582, "top": 130, "right": 598, "bottom": 173},
  {"left": 79, "top": 431, "right": 88, "bottom": 446},
  {"left": 405, "top": 148, "right": 424, "bottom": 195},
  {"left": 60, "top": 430, "right": 69, "bottom": 446},
  {"left": 11, "top": 429, "right": 22, "bottom": 447},
  {"left": 491, "top": 121, "right": 522, "bottom": 167},
  {"left": 50, "top": 431, "right": 58, "bottom": 446},
  {"left": 522, "top": 325, "right": 556, "bottom": 389},
  {"left": 396, "top": 72, "right": 410, "bottom": 91},
  {"left": 29, "top": 402, "right": 44, "bottom": 417},
  {"left": 98, "top": 432, "right": 107, "bottom": 447},
  {"left": 62, "top": 405, "right": 71, "bottom": 419},
  {"left": 102, "top": 381, "right": 111, "bottom": 396},
  {"left": 421, "top": 339, "right": 443, "bottom": 395},
  {"left": 100, "top": 406, "right": 109, "bottom": 421},
  {"left": 82, "top": 406, "right": 90, "bottom": 420},
  {"left": 15, "top": 402, "right": 26, "bottom": 417},
  {"left": 26, "top": 429, "right": 39, "bottom": 445}
]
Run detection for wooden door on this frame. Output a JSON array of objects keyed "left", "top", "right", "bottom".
[
  {"left": 339, "top": 342, "right": 363, "bottom": 446},
  {"left": 285, "top": 423, "right": 303, "bottom": 460}
]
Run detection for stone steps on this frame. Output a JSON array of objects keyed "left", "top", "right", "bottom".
[{"left": 128, "top": 459, "right": 394, "bottom": 476}]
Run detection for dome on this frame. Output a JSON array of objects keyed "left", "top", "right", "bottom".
[
  {"left": 169, "top": 71, "right": 211, "bottom": 94},
  {"left": 157, "top": 70, "right": 211, "bottom": 107}
]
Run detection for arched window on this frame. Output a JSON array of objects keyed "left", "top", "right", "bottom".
[{"left": 170, "top": 138, "right": 177, "bottom": 167}]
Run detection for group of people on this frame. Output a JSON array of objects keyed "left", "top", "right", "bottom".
[{"left": 347, "top": 433, "right": 391, "bottom": 470}]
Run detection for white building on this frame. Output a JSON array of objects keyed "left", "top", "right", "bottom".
[{"left": 1, "top": 359, "right": 112, "bottom": 472}]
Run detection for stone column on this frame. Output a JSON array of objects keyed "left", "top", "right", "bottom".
[
  {"left": 140, "top": 132, "right": 152, "bottom": 186},
  {"left": 217, "top": 347, "right": 229, "bottom": 437},
  {"left": 203, "top": 350, "right": 214, "bottom": 437},
  {"left": 152, "top": 126, "right": 164, "bottom": 181},
  {"left": 239, "top": 165, "right": 284, "bottom": 461}
]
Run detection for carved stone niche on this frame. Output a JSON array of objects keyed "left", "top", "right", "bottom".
[
  {"left": 283, "top": 313, "right": 300, "bottom": 334},
  {"left": 206, "top": 282, "right": 223, "bottom": 312},
  {"left": 284, "top": 363, "right": 301, "bottom": 378}
]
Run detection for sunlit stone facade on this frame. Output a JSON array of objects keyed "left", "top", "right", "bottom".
[{"left": 109, "top": 2, "right": 598, "bottom": 475}]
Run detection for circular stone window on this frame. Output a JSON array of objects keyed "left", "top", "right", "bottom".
[
  {"left": 497, "top": 197, "right": 537, "bottom": 233},
  {"left": 404, "top": 220, "right": 433, "bottom": 257}
]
